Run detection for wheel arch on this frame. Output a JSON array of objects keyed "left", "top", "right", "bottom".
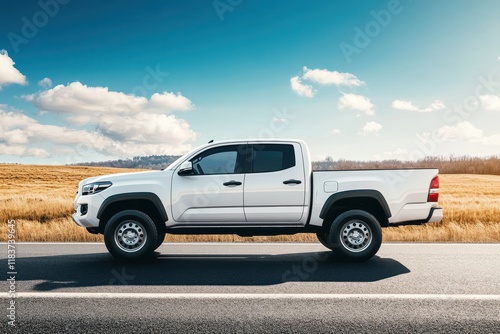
[
  {"left": 97, "top": 192, "right": 168, "bottom": 234},
  {"left": 319, "top": 190, "right": 391, "bottom": 229}
]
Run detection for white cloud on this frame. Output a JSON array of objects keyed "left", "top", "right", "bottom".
[
  {"left": 383, "top": 148, "right": 408, "bottom": 160},
  {"left": 289, "top": 66, "right": 364, "bottom": 97},
  {"left": 0, "top": 108, "right": 196, "bottom": 158},
  {"left": 361, "top": 121, "right": 382, "bottom": 136},
  {"left": 0, "top": 144, "right": 49, "bottom": 158},
  {"left": 332, "top": 129, "right": 341, "bottom": 134},
  {"left": 480, "top": 133, "right": 500, "bottom": 146},
  {"left": 38, "top": 77, "right": 52, "bottom": 88},
  {"left": 149, "top": 91, "right": 194, "bottom": 112},
  {"left": 302, "top": 66, "right": 364, "bottom": 86},
  {"left": 426, "top": 100, "right": 446, "bottom": 111},
  {"left": 392, "top": 100, "right": 419, "bottom": 112},
  {"left": 290, "top": 76, "right": 314, "bottom": 97},
  {"left": 392, "top": 99, "right": 446, "bottom": 112},
  {"left": 32, "top": 81, "right": 194, "bottom": 117},
  {"left": 0, "top": 50, "right": 27, "bottom": 89},
  {"left": 338, "top": 93, "right": 375, "bottom": 115},
  {"left": 435, "top": 121, "right": 483, "bottom": 141},
  {"left": 1, "top": 80, "right": 198, "bottom": 159},
  {"left": 0, "top": 108, "right": 107, "bottom": 157},
  {"left": 434, "top": 121, "right": 500, "bottom": 148},
  {"left": 96, "top": 112, "right": 196, "bottom": 148},
  {"left": 479, "top": 94, "right": 500, "bottom": 111}
]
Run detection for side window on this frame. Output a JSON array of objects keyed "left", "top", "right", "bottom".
[
  {"left": 191, "top": 145, "right": 244, "bottom": 175},
  {"left": 252, "top": 144, "right": 295, "bottom": 173}
]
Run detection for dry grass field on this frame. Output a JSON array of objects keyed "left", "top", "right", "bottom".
[{"left": 1, "top": 164, "right": 499, "bottom": 243}]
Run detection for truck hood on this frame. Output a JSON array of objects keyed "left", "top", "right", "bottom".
[{"left": 79, "top": 170, "right": 169, "bottom": 188}]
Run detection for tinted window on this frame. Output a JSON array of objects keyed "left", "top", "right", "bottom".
[
  {"left": 191, "top": 145, "right": 244, "bottom": 175},
  {"left": 252, "top": 144, "right": 295, "bottom": 173}
]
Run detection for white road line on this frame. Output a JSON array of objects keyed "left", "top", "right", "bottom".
[{"left": 2, "top": 293, "right": 500, "bottom": 300}]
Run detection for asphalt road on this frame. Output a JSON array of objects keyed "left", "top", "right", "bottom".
[{"left": 2, "top": 243, "right": 500, "bottom": 333}]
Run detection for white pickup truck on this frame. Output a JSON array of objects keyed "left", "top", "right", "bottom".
[{"left": 73, "top": 139, "right": 442, "bottom": 261}]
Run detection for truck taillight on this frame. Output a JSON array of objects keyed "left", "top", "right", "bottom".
[{"left": 428, "top": 176, "right": 439, "bottom": 202}]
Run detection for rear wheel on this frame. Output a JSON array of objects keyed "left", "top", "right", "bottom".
[
  {"left": 104, "top": 210, "right": 158, "bottom": 260},
  {"left": 327, "top": 209, "right": 382, "bottom": 261}
]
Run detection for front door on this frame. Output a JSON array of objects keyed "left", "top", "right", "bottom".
[{"left": 171, "top": 144, "right": 247, "bottom": 223}]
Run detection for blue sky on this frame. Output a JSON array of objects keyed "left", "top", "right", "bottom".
[{"left": 1, "top": 0, "right": 500, "bottom": 164}]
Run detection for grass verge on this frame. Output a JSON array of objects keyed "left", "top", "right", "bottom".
[{"left": 1, "top": 165, "right": 499, "bottom": 242}]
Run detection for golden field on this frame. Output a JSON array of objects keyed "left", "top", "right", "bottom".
[{"left": 1, "top": 164, "right": 499, "bottom": 242}]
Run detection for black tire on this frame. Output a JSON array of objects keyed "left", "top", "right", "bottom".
[
  {"left": 104, "top": 210, "right": 158, "bottom": 260},
  {"left": 316, "top": 230, "right": 333, "bottom": 249},
  {"left": 327, "top": 209, "right": 382, "bottom": 262},
  {"left": 154, "top": 231, "right": 166, "bottom": 250}
]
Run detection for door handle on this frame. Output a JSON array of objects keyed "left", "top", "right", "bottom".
[
  {"left": 283, "top": 179, "right": 302, "bottom": 185},
  {"left": 223, "top": 180, "right": 242, "bottom": 187}
]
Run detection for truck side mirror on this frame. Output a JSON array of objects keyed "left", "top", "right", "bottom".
[{"left": 178, "top": 161, "right": 194, "bottom": 175}]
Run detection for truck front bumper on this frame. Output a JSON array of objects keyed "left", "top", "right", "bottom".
[{"left": 72, "top": 193, "right": 104, "bottom": 229}]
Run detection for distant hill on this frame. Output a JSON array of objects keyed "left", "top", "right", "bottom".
[{"left": 73, "top": 155, "right": 181, "bottom": 170}]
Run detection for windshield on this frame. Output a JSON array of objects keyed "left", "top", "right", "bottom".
[{"left": 164, "top": 143, "right": 208, "bottom": 171}]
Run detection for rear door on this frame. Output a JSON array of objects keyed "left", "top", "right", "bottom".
[{"left": 244, "top": 142, "right": 306, "bottom": 223}]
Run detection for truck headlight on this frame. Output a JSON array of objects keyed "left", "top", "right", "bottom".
[{"left": 82, "top": 181, "right": 112, "bottom": 195}]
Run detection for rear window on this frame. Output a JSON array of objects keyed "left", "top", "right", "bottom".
[{"left": 252, "top": 144, "right": 295, "bottom": 173}]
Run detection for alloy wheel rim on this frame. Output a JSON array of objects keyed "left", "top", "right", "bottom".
[
  {"left": 114, "top": 220, "right": 147, "bottom": 253},
  {"left": 340, "top": 219, "right": 372, "bottom": 252}
]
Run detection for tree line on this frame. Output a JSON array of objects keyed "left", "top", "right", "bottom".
[{"left": 74, "top": 154, "right": 500, "bottom": 175}]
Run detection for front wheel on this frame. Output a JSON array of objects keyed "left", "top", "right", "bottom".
[
  {"left": 327, "top": 209, "right": 382, "bottom": 261},
  {"left": 316, "top": 230, "right": 332, "bottom": 249},
  {"left": 104, "top": 210, "right": 158, "bottom": 260},
  {"left": 154, "top": 231, "right": 166, "bottom": 250}
]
